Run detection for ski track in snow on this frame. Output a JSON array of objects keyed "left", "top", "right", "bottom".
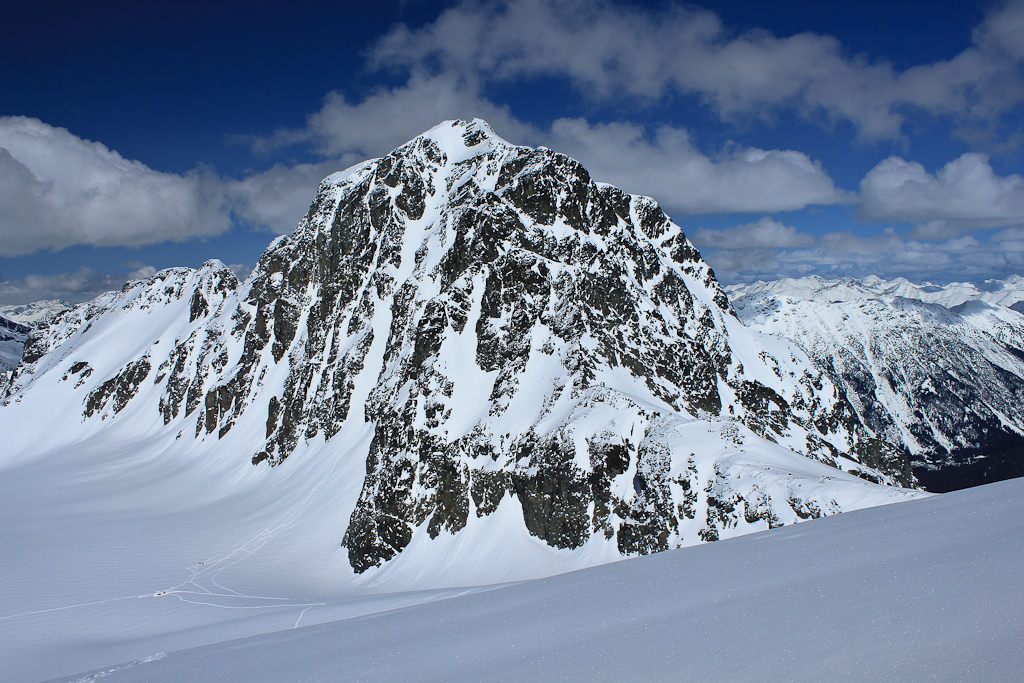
[
  {"left": 1, "top": 442, "right": 345, "bottom": 630},
  {"left": 37, "top": 477, "right": 1024, "bottom": 683},
  {"left": 156, "top": 464, "right": 339, "bottom": 618},
  {"left": 65, "top": 653, "right": 167, "bottom": 683}
]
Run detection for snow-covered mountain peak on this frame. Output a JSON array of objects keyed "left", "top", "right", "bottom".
[
  {"left": 419, "top": 117, "right": 514, "bottom": 162},
  {"left": 2, "top": 121, "right": 921, "bottom": 577},
  {"left": 318, "top": 119, "right": 518, "bottom": 195}
]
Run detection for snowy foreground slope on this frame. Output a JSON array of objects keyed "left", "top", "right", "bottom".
[
  {"left": 27, "top": 477, "right": 1024, "bottom": 683},
  {"left": 0, "top": 356, "right": 923, "bottom": 682}
]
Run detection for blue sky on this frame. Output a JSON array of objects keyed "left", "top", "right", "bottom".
[{"left": 2, "top": 0, "right": 1023, "bottom": 304}]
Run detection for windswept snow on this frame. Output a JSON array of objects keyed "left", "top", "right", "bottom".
[{"left": 20, "top": 477, "right": 1023, "bottom": 683}]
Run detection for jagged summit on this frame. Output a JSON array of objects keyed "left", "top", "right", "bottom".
[
  {"left": 415, "top": 118, "right": 515, "bottom": 161},
  {"left": 318, "top": 120, "right": 514, "bottom": 191},
  {"left": 2, "top": 120, "right": 922, "bottom": 577}
]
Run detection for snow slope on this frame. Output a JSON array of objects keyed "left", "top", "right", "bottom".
[
  {"left": 31, "top": 477, "right": 1023, "bottom": 683},
  {"left": 0, "top": 362, "right": 925, "bottom": 682}
]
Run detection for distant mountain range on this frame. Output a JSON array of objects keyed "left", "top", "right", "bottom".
[
  {"left": 728, "top": 277, "right": 1024, "bottom": 491},
  {"left": 0, "top": 314, "right": 31, "bottom": 372},
  {"left": 0, "top": 298, "right": 70, "bottom": 326},
  {"left": 729, "top": 274, "right": 1024, "bottom": 310},
  {"left": 0, "top": 300, "right": 68, "bottom": 392}
]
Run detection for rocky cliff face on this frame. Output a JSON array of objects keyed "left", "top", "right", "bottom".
[
  {"left": 3, "top": 120, "right": 921, "bottom": 574},
  {"left": 730, "top": 288, "right": 1024, "bottom": 491}
]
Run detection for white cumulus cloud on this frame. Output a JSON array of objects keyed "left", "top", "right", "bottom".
[
  {"left": 0, "top": 117, "right": 356, "bottom": 254},
  {"left": 0, "top": 117, "right": 232, "bottom": 256},
  {"left": 371, "top": 0, "right": 1024, "bottom": 142},
  {"left": 254, "top": 74, "right": 535, "bottom": 160},
  {"left": 224, "top": 159, "right": 362, "bottom": 235},
  {"left": 546, "top": 120, "right": 848, "bottom": 214},
  {"left": 859, "top": 153, "right": 1024, "bottom": 237},
  {"left": 690, "top": 217, "right": 816, "bottom": 250}
]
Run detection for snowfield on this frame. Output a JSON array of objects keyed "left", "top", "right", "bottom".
[
  {"left": 4, "top": 462, "right": 1019, "bottom": 682},
  {"left": 0, "top": 411, "right": 923, "bottom": 683}
]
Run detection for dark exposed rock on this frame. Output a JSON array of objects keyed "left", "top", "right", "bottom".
[
  {"left": 189, "top": 289, "right": 209, "bottom": 322},
  {"left": 615, "top": 438, "right": 678, "bottom": 555},
  {"left": 84, "top": 355, "right": 152, "bottom": 419},
  {"left": 60, "top": 361, "right": 94, "bottom": 388},
  {"left": 512, "top": 431, "right": 593, "bottom": 549},
  {"left": 471, "top": 470, "right": 509, "bottom": 517}
]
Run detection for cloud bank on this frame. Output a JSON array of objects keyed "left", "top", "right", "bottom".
[
  {"left": 1, "top": 108, "right": 850, "bottom": 256},
  {"left": 860, "top": 153, "right": 1024, "bottom": 238},
  {"left": 694, "top": 222, "right": 1024, "bottom": 285},
  {"left": 371, "top": 0, "right": 1024, "bottom": 142},
  {"left": 3, "top": 1, "right": 1024, "bottom": 286},
  {"left": 0, "top": 117, "right": 231, "bottom": 256},
  {"left": 0, "top": 118, "right": 359, "bottom": 256},
  {"left": 546, "top": 119, "right": 847, "bottom": 214}
]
